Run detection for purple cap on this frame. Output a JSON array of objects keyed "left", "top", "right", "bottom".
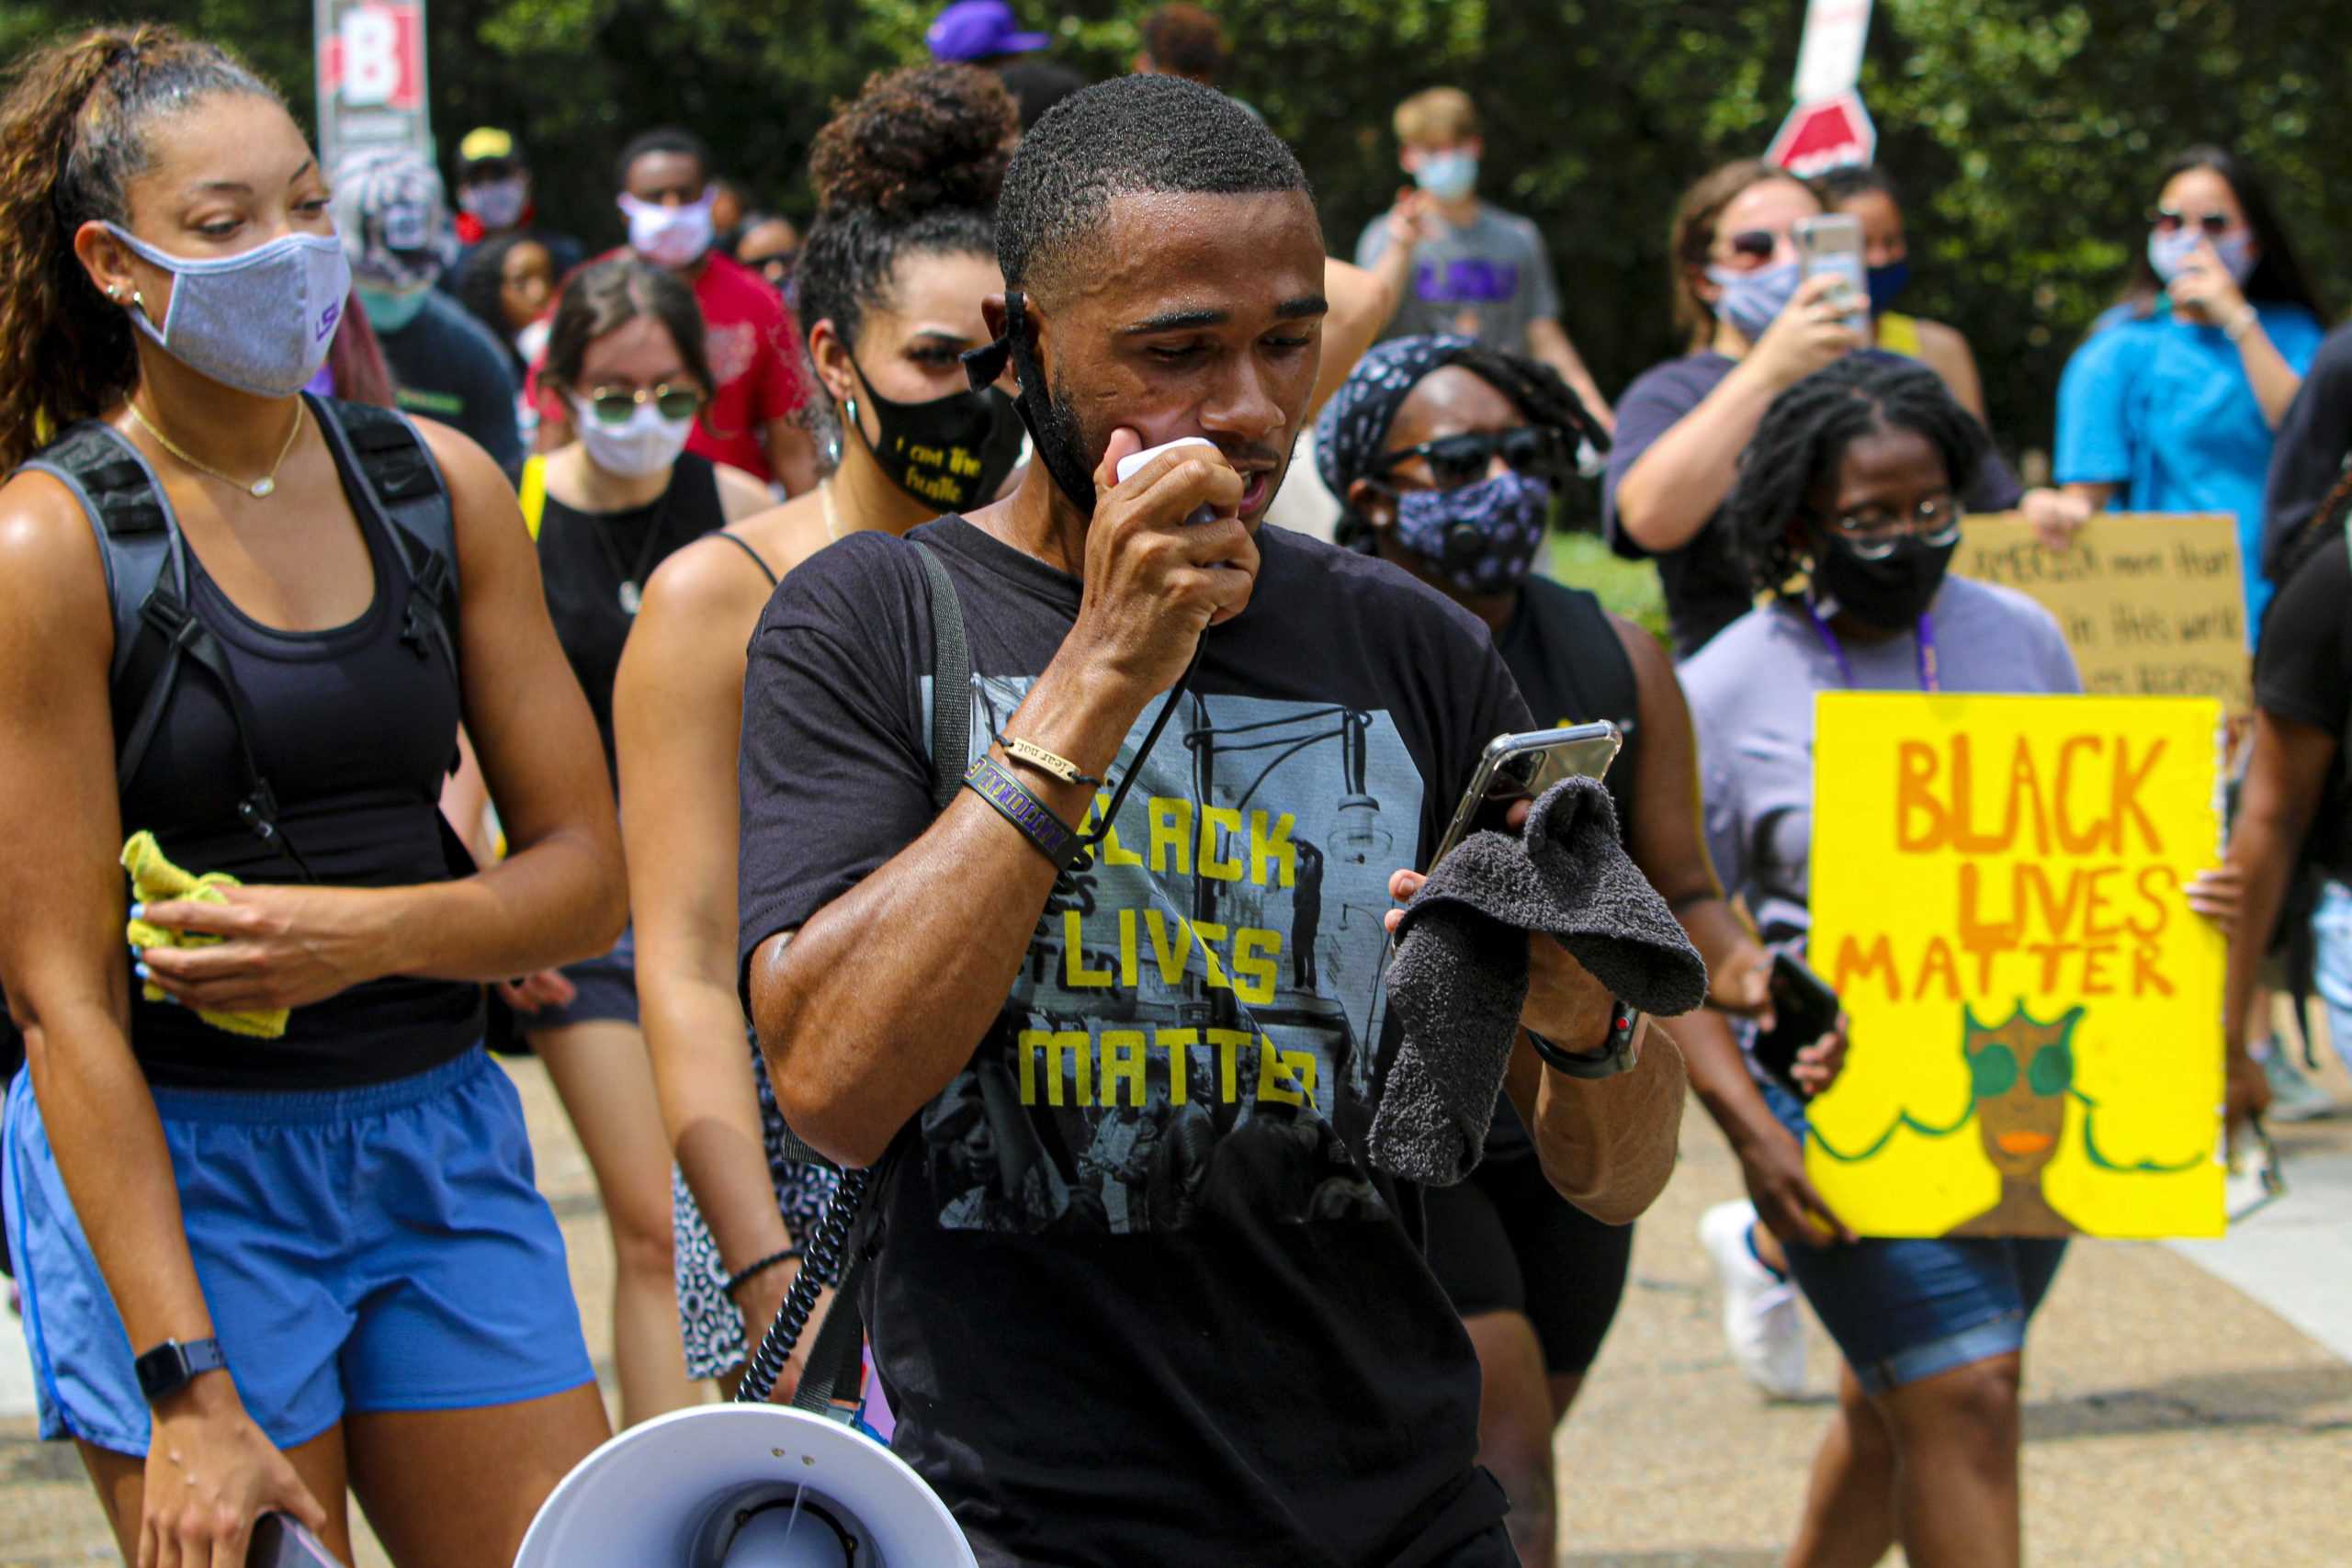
[{"left": 927, "top": 0, "right": 1049, "bottom": 61}]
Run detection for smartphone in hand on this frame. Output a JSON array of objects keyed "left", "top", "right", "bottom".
[
  {"left": 250, "top": 1513, "right": 342, "bottom": 1568},
  {"left": 1750, "top": 952, "right": 1840, "bottom": 1099},
  {"left": 1793, "top": 212, "right": 1869, "bottom": 321}
]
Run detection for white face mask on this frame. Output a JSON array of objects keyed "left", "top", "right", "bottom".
[
  {"left": 106, "top": 224, "right": 349, "bottom": 397},
  {"left": 571, "top": 393, "right": 695, "bottom": 477},
  {"left": 617, "top": 191, "right": 715, "bottom": 269}
]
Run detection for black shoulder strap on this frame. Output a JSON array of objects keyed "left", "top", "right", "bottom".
[
  {"left": 310, "top": 395, "right": 462, "bottom": 682},
  {"left": 912, "top": 538, "right": 972, "bottom": 805},
  {"left": 23, "top": 422, "right": 305, "bottom": 867},
  {"left": 710, "top": 528, "right": 780, "bottom": 589},
  {"left": 784, "top": 537, "right": 969, "bottom": 1418}
]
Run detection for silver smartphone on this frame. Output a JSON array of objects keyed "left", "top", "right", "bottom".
[
  {"left": 1429, "top": 723, "right": 1622, "bottom": 870},
  {"left": 248, "top": 1514, "right": 341, "bottom": 1568},
  {"left": 1793, "top": 212, "right": 1868, "bottom": 319}
]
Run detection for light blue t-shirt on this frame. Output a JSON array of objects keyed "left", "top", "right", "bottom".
[
  {"left": 2054, "top": 298, "right": 2324, "bottom": 630},
  {"left": 1682, "top": 577, "right": 2082, "bottom": 953}
]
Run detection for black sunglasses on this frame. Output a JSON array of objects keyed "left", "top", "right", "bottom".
[
  {"left": 1375, "top": 427, "right": 1568, "bottom": 490},
  {"left": 2149, "top": 208, "right": 2234, "bottom": 236},
  {"left": 1724, "top": 228, "right": 1780, "bottom": 263}
]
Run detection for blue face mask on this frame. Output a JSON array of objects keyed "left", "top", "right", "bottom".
[
  {"left": 1414, "top": 149, "right": 1479, "bottom": 203},
  {"left": 1391, "top": 469, "right": 1551, "bottom": 594},
  {"left": 2149, "top": 226, "right": 2257, "bottom": 287},
  {"left": 1704, "top": 259, "right": 1801, "bottom": 344},
  {"left": 1868, "top": 258, "right": 1911, "bottom": 315}
]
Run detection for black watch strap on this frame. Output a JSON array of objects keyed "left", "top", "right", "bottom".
[
  {"left": 1528, "top": 1000, "right": 1644, "bottom": 1079},
  {"left": 134, "top": 1337, "right": 227, "bottom": 1403}
]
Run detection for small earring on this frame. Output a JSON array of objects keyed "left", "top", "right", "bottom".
[
  {"left": 107, "top": 285, "right": 121, "bottom": 300},
  {"left": 132, "top": 288, "right": 145, "bottom": 311},
  {"left": 844, "top": 395, "right": 859, "bottom": 429}
]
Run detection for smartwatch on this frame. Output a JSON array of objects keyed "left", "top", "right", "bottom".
[
  {"left": 134, "top": 1337, "right": 228, "bottom": 1404},
  {"left": 1528, "top": 1000, "right": 1645, "bottom": 1079}
]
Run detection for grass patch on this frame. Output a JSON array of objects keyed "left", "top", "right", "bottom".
[{"left": 1548, "top": 529, "right": 1668, "bottom": 642}]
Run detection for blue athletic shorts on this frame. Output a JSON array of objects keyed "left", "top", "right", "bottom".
[
  {"left": 1761, "top": 1076, "right": 2067, "bottom": 1395},
  {"left": 2, "top": 1047, "right": 594, "bottom": 1453}
]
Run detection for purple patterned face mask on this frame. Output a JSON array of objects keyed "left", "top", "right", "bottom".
[{"left": 1392, "top": 469, "right": 1552, "bottom": 594}]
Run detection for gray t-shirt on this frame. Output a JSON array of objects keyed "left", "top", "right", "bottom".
[
  {"left": 1355, "top": 201, "right": 1562, "bottom": 352},
  {"left": 1682, "top": 576, "right": 2081, "bottom": 951}
]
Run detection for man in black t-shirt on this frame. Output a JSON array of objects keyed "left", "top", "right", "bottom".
[{"left": 737, "top": 76, "right": 1686, "bottom": 1568}]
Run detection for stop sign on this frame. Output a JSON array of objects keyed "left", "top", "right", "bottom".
[{"left": 1766, "top": 91, "right": 1878, "bottom": 177}]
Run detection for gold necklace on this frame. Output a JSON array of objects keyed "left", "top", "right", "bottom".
[
  {"left": 129, "top": 400, "right": 305, "bottom": 499},
  {"left": 820, "top": 479, "right": 842, "bottom": 542}
]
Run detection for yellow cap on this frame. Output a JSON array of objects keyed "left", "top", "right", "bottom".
[{"left": 458, "top": 126, "right": 516, "bottom": 164}]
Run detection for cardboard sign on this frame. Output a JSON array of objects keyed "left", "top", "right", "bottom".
[
  {"left": 1804, "top": 693, "right": 2225, "bottom": 1239},
  {"left": 1956, "top": 512, "right": 2251, "bottom": 714}
]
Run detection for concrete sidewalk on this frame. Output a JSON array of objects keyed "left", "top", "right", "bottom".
[{"left": 6, "top": 1055, "right": 2351, "bottom": 1566}]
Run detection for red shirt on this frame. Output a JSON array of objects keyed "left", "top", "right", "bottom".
[{"left": 535, "top": 249, "right": 807, "bottom": 485}]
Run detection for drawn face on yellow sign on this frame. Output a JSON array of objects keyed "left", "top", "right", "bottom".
[{"left": 1965, "top": 1005, "right": 2076, "bottom": 1183}]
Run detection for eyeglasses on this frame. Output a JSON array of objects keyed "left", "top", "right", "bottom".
[
  {"left": 1819, "top": 494, "right": 1964, "bottom": 560},
  {"left": 1724, "top": 229, "right": 1781, "bottom": 264},
  {"left": 581, "top": 383, "right": 703, "bottom": 425},
  {"left": 744, "top": 251, "right": 797, "bottom": 280},
  {"left": 2149, "top": 208, "right": 2236, "bottom": 237},
  {"left": 1374, "top": 426, "right": 1569, "bottom": 490}
]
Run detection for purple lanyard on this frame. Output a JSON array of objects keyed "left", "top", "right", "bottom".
[{"left": 1804, "top": 597, "right": 1940, "bottom": 694}]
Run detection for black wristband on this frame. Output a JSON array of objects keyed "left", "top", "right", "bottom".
[
  {"left": 724, "top": 1247, "right": 800, "bottom": 1299},
  {"left": 964, "top": 755, "right": 1083, "bottom": 868}
]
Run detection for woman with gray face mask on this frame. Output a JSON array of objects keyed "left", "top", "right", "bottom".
[{"left": 0, "top": 26, "right": 625, "bottom": 1566}]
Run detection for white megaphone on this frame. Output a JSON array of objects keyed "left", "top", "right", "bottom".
[{"left": 513, "top": 1404, "right": 977, "bottom": 1567}]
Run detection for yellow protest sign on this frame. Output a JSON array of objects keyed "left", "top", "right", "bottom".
[
  {"left": 1956, "top": 512, "right": 2250, "bottom": 715},
  {"left": 1804, "top": 693, "right": 2225, "bottom": 1239}
]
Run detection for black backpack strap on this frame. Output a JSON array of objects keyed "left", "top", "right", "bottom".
[
  {"left": 911, "top": 538, "right": 972, "bottom": 805},
  {"left": 309, "top": 395, "right": 462, "bottom": 683}
]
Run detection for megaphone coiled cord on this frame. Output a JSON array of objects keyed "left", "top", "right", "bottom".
[{"left": 739, "top": 1166, "right": 872, "bottom": 1406}]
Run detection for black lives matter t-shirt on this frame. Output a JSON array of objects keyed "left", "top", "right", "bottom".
[
  {"left": 738, "top": 515, "right": 1526, "bottom": 1567},
  {"left": 2255, "top": 531, "right": 2352, "bottom": 882}
]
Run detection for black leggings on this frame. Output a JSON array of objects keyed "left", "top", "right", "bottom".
[{"left": 1421, "top": 1150, "right": 1634, "bottom": 1375}]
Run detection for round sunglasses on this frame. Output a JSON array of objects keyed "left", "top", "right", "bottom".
[{"left": 580, "top": 383, "right": 704, "bottom": 426}]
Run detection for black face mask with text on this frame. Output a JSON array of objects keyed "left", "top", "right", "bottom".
[
  {"left": 1811, "top": 530, "right": 1960, "bottom": 629},
  {"left": 960, "top": 289, "right": 1100, "bottom": 518},
  {"left": 846, "top": 355, "right": 1026, "bottom": 513}
]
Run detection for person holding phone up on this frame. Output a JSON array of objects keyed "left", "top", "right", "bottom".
[
  {"left": 2040, "top": 145, "right": 2326, "bottom": 627},
  {"left": 736, "top": 77, "right": 1685, "bottom": 1568},
  {"left": 1315, "top": 333, "right": 1840, "bottom": 1565},
  {"left": 1607, "top": 160, "right": 2037, "bottom": 660}
]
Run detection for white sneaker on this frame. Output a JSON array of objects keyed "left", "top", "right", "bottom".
[{"left": 1700, "top": 1200, "right": 1806, "bottom": 1400}]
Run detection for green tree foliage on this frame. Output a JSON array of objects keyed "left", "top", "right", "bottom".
[{"left": 7, "top": 0, "right": 2347, "bottom": 455}]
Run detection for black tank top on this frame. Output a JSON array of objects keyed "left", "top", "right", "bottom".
[
  {"left": 1483, "top": 575, "right": 1645, "bottom": 1160},
  {"left": 536, "top": 453, "right": 728, "bottom": 779},
  {"left": 120, "top": 433, "right": 482, "bottom": 1091}
]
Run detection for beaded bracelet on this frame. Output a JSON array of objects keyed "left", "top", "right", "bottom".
[{"left": 724, "top": 1247, "right": 800, "bottom": 1299}]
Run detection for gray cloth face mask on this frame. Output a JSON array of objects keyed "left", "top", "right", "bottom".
[{"left": 105, "top": 224, "right": 351, "bottom": 397}]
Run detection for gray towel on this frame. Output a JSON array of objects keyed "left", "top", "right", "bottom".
[{"left": 1372, "top": 775, "right": 1708, "bottom": 1185}]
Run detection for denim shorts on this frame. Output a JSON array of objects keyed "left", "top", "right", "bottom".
[
  {"left": 3, "top": 1048, "right": 593, "bottom": 1452},
  {"left": 1761, "top": 1077, "right": 2066, "bottom": 1395},
  {"left": 526, "top": 924, "right": 638, "bottom": 1032}
]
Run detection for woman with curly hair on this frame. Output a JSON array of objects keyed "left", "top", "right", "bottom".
[
  {"left": 614, "top": 60, "right": 1023, "bottom": 1396},
  {"left": 0, "top": 25, "right": 622, "bottom": 1564}
]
